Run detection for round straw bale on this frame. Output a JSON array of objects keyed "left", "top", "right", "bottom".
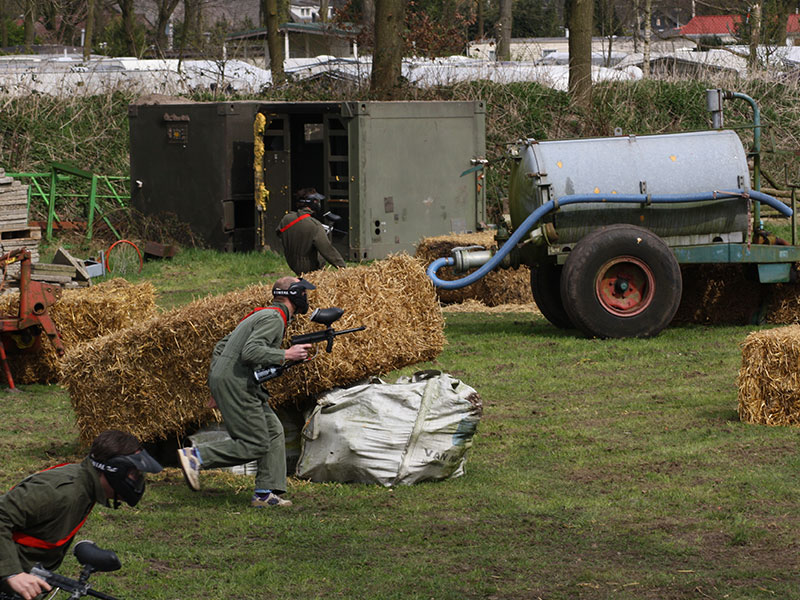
[
  {"left": 61, "top": 254, "right": 445, "bottom": 444},
  {"left": 0, "top": 278, "right": 158, "bottom": 385},
  {"left": 415, "top": 232, "right": 532, "bottom": 306},
  {"left": 738, "top": 325, "right": 800, "bottom": 427}
]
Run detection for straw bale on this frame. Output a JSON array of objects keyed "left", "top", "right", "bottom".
[
  {"left": 61, "top": 254, "right": 445, "bottom": 445},
  {"left": 0, "top": 279, "right": 158, "bottom": 384},
  {"left": 737, "top": 325, "right": 800, "bottom": 427},
  {"left": 442, "top": 299, "right": 541, "bottom": 314},
  {"left": 765, "top": 279, "right": 800, "bottom": 324},
  {"left": 415, "top": 232, "right": 533, "bottom": 306},
  {"left": 672, "top": 265, "right": 764, "bottom": 325}
]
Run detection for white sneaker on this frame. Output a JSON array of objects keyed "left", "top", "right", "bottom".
[
  {"left": 250, "top": 492, "right": 292, "bottom": 508},
  {"left": 177, "top": 447, "right": 201, "bottom": 491}
]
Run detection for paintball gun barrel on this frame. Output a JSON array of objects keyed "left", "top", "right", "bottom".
[{"left": 253, "top": 307, "right": 365, "bottom": 384}]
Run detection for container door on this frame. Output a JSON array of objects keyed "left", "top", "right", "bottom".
[{"left": 260, "top": 113, "right": 292, "bottom": 252}]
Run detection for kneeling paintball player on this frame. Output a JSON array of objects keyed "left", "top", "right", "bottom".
[
  {"left": 0, "top": 430, "right": 162, "bottom": 600},
  {"left": 177, "top": 276, "right": 314, "bottom": 508}
]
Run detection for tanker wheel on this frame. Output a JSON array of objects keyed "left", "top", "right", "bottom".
[
  {"left": 530, "top": 263, "right": 573, "bottom": 329},
  {"left": 560, "top": 225, "right": 682, "bottom": 338}
]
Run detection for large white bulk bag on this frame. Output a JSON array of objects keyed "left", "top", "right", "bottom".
[{"left": 296, "top": 371, "right": 482, "bottom": 486}]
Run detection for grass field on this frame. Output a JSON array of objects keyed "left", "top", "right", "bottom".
[{"left": 3, "top": 248, "right": 800, "bottom": 600}]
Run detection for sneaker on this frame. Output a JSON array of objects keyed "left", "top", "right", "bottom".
[
  {"left": 177, "top": 447, "right": 201, "bottom": 491},
  {"left": 251, "top": 492, "right": 292, "bottom": 508}
]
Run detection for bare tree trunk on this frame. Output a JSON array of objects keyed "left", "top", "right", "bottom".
[
  {"left": 319, "top": 0, "right": 329, "bottom": 23},
  {"left": 643, "top": 0, "right": 651, "bottom": 78},
  {"left": 154, "top": 0, "right": 181, "bottom": 56},
  {"left": 476, "top": 0, "right": 484, "bottom": 39},
  {"left": 370, "top": 0, "right": 407, "bottom": 100},
  {"left": 748, "top": 2, "right": 761, "bottom": 70},
  {"left": 83, "top": 0, "right": 95, "bottom": 60},
  {"left": 1, "top": 0, "right": 8, "bottom": 48},
  {"left": 496, "top": 0, "right": 512, "bottom": 60},
  {"left": 23, "top": 0, "right": 35, "bottom": 51},
  {"left": 265, "top": 0, "right": 285, "bottom": 84},
  {"left": 118, "top": 0, "right": 137, "bottom": 56},
  {"left": 181, "top": 0, "right": 202, "bottom": 52},
  {"left": 633, "top": 0, "right": 640, "bottom": 53},
  {"left": 567, "top": 0, "right": 593, "bottom": 110},
  {"left": 361, "top": 0, "right": 375, "bottom": 31}
]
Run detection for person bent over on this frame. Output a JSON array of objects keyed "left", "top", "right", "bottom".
[
  {"left": 0, "top": 430, "right": 162, "bottom": 600},
  {"left": 177, "top": 277, "right": 315, "bottom": 508}
]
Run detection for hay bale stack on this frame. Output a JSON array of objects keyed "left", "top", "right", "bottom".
[
  {"left": 61, "top": 254, "right": 445, "bottom": 445},
  {"left": 415, "top": 232, "right": 533, "bottom": 306},
  {"left": 0, "top": 278, "right": 158, "bottom": 384},
  {"left": 765, "top": 280, "right": 800, "bottom": 324},
  {"left": 672, "top": 265, "right": 765, "bottom": 325},
  {"left": 738, "top": 325, "right": 800, "bottom": 426}
]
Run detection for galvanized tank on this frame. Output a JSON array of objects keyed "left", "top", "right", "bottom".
[{"left": 508, "top": 130, "right": 751, "bottom": 248}]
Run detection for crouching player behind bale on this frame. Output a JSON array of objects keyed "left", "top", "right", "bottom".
[
  {"left": 0, "top": 430, "right": 162, "bottom": 600},
  {"left": 177, "top": 276, "right": 315, "bottom": 508}
]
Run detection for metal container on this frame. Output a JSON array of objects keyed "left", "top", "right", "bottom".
[
  {"left": 129, "top": 100, "right": 486, "bottom": 258},
  {"left": 508, "top": 130, "right": 751, "bottom": 252}
]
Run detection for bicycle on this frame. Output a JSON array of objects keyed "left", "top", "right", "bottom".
[{"left": 1, "top": 540, "right": 122, "bottom": 600}]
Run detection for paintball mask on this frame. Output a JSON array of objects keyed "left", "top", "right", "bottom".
[
  {"left": 91, "top": 449, "right": 163, "bottom": 509},
  {"left": 273, "top": 278, "right": 316, "bottom": 315},
  {"left": 297, "top": 190, "right": 325, "bottom": 214}
]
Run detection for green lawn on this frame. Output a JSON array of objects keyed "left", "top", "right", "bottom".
[{"left": 3, "top": 248, "right": 800, "bottom": 600}]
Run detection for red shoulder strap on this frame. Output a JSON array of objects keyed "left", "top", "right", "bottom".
[
  {"left": 240, "top": 306, "right": 287, "bottom": 327},
  {"left": 279, "top": 213, "right": 311, "bottom": 233},
  {"left": 13, "top": 510, "right": 94, "bottom": 549}
]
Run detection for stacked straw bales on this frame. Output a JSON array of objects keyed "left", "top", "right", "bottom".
[
  {"left": 61, "top": 254, "right": 445, "bottom": 445},
  {"left": 415, "top": 231, "right": 533, "bottom": 306},
  {"left": 738, "top": 325, "right": 800, "bottom": 426},
  {"left": 672, "top": 265, "right": 765, "bottom": 325},
  {"left": 0, "top": 279, "right": 157, "bottom": 384}
]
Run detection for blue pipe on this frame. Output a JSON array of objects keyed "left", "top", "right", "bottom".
[{"left": 427, "top": 189, "right": 791, "bottom": 290}]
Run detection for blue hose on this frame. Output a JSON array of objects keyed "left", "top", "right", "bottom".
[{"left": 427, "top": 189, "right": 791, "bottom": 290}]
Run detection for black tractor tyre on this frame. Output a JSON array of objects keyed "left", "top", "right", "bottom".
[
  {"left": 560, "top": 225, "right": 682, "bottom": 338},
  {"left": 530, "top": 263, "right": 573, "bottom": 329}
]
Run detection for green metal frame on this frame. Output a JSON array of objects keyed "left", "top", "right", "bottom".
[{"left": 7, "top": 162, "right": 129, "bottom": 242}]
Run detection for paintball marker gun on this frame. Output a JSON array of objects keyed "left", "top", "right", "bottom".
[
  {"left": 24, "top": 541, "right": 122, "bottom": 600},
  {"left": 253, "top": 307, "right": 365, "bottom": 384}
]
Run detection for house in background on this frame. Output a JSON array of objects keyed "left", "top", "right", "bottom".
[
  {"left": 227, "top": 21, "right": 359, "bottom": 65},
  {"left": 680, "top": 13, "right": 800, "bottom": 46},
  {"left": 290, "top": 0, "right": 335, "bottom": 23}
]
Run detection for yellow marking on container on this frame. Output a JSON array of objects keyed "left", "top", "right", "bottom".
[
  {"left": 557, "top": 161, "right": 563, "bottom": 168},
  {"left": 670, "top": 155, "right": 677, "bottom": 162},
  {"left": 594, "top": 187, "right": 600, "bottom": 194}
]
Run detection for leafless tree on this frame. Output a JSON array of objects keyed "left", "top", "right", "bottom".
[
  {"left": 23, "top": 0, "right": 35, "bottom": 50},
  {"left": 370, "top": 0, "right": 407, "bottom": 99},
  {"left": 567, "top": 0, "right": 593, "bottom": 110},
  {"left": 84, "top": 0, "right": 95, "bottom": 59},
  {"left": 152, "top": 0, "right": 181, "bottom": 56},
  {"left": 496, "top": 0, "right": 511, "bottom": 60},
  {"left": 264, "top": 0, "right": 285, "bottom": 84}
]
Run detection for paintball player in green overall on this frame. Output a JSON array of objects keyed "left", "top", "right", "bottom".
[
  {"left": 177, "top": 276, "right": 315, "bottom": 508},
  {"left": 277, "top": 188, "right": 346, "bottom": 276},
  {"left": 0, "top": 430, "right": 162, "bottom": 600}
]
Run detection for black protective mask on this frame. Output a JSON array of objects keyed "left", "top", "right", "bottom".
[
  {"left": 92, "top": 449, "right": 162, "bottom": 509},
  {"left": 273, "top": 278, "right": 316, "bottom": 315}
]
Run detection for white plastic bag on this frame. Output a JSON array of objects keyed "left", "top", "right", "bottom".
[{"left": 296, "top": 371, "right": 482, "bottom": 486}]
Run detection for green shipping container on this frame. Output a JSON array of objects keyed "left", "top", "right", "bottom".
[{"left": 129, "top": 100, "right": 486, "bottom": 259}]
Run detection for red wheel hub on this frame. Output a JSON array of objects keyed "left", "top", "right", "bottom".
[{"left": 595, "top": 256, "right": 655, "bottom": 317}]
